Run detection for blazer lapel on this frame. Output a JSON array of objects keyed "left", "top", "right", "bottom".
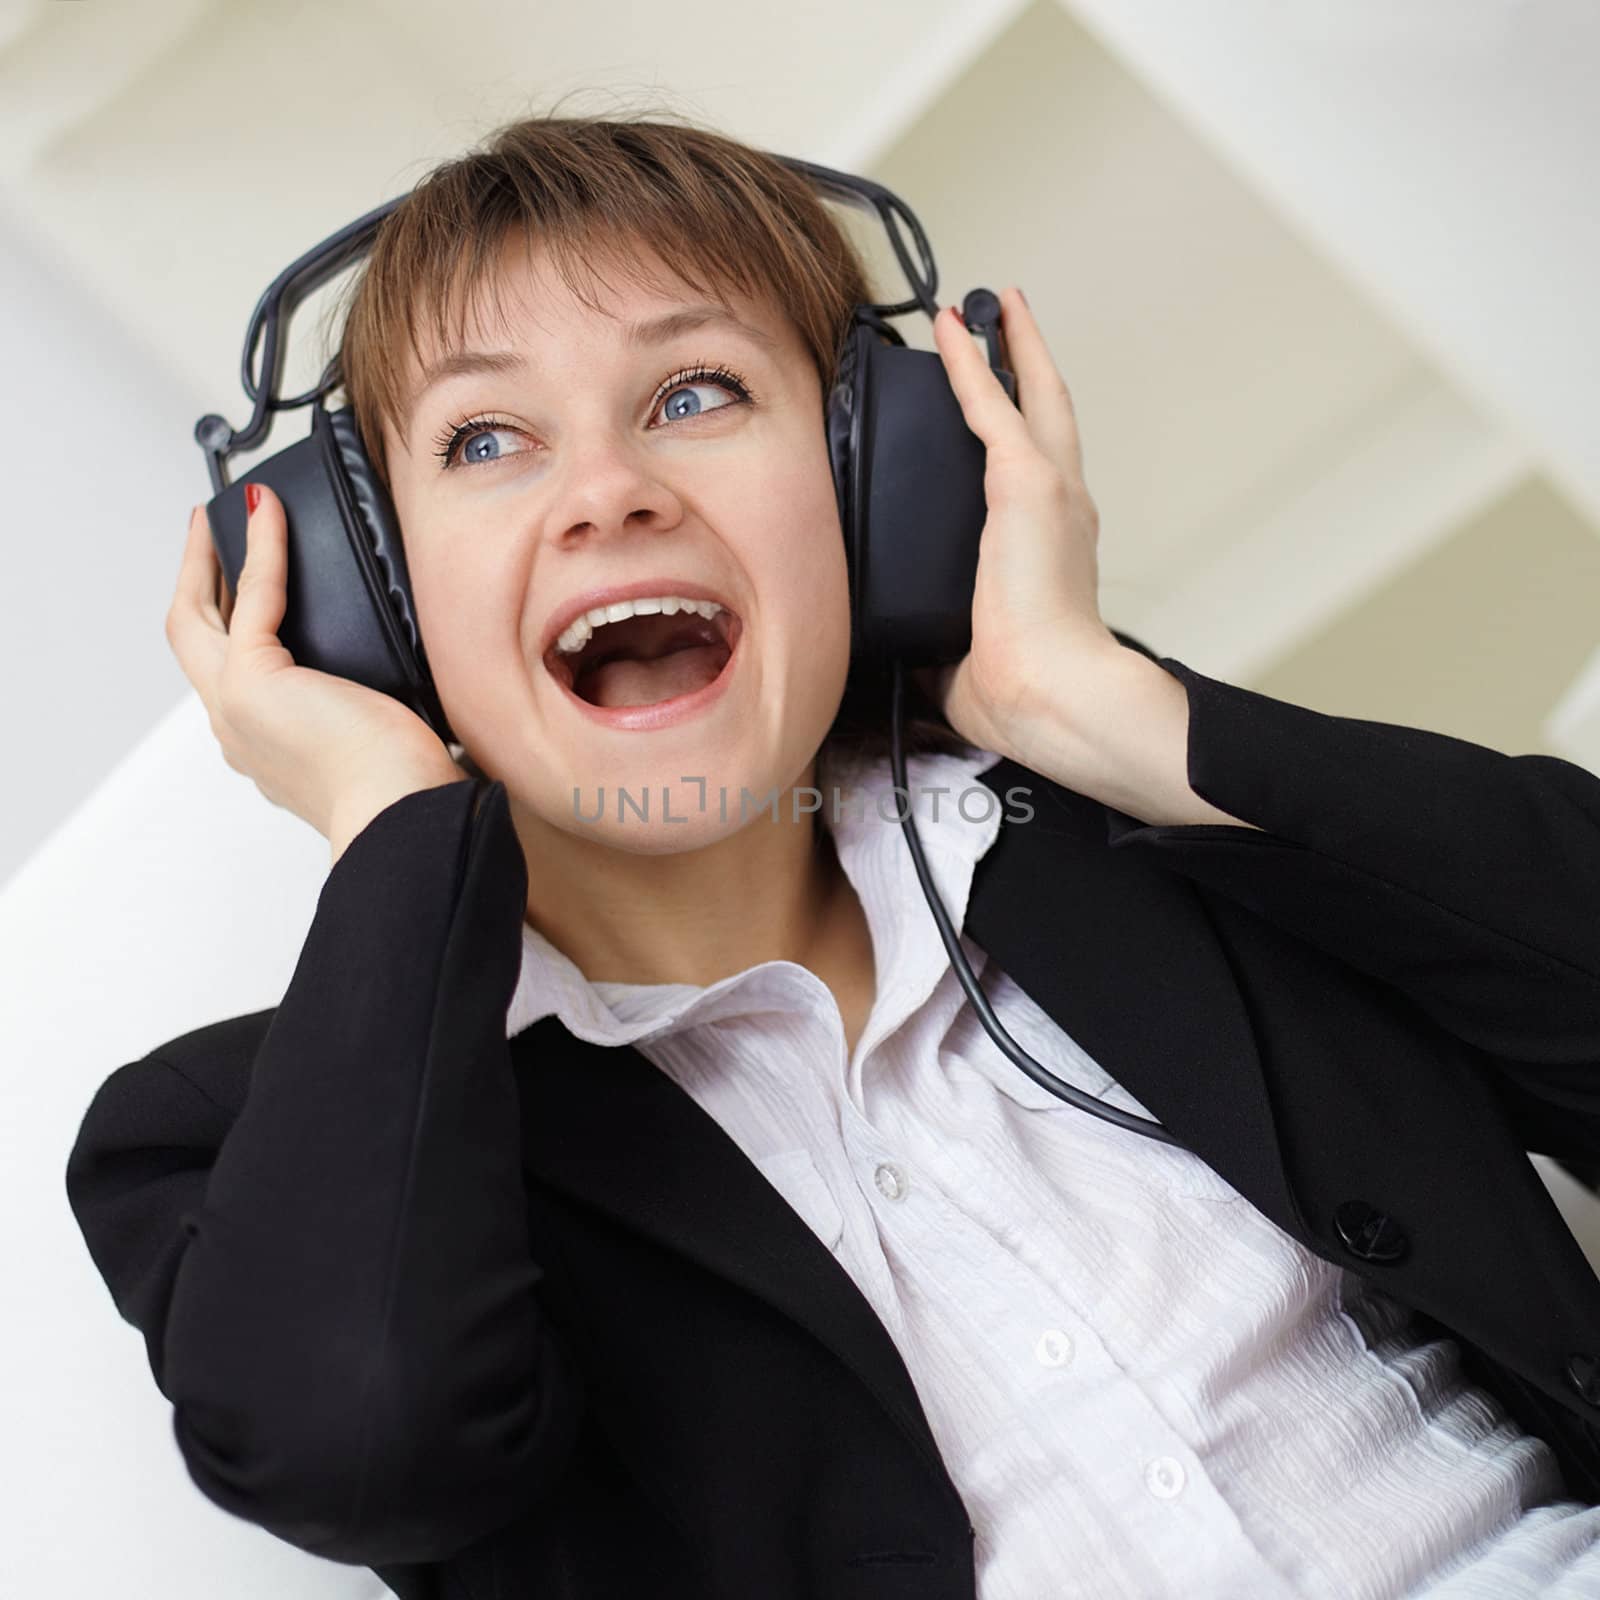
[
  {"left": 513, "top": 1014, "right": 955, "bottom": 1483},
  {"left": 964, "top": 758, "right": 1309, "bottom": 1238}
]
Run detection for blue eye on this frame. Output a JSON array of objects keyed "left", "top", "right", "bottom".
[
  {"left": 649, "top": 361, "right": 753, "bottom": 427},
  {"left": 656, "top": 381, "right": 734, "bottom": 424},
  {"left": 460, "top": 425, "right": 523, "bottom": 464},
  {"left": 430, "top": 415, "right": 529, "bottom": 470}
]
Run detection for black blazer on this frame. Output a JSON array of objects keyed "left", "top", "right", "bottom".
[{"left": 64, "top": 645, "right": 1600, "bottom": 1600}]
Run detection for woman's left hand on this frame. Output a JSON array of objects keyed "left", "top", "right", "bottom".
[{"left": 913, "top": 287, "right": 1120, "bottom": 761}]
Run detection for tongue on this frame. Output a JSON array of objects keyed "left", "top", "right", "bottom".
[{"left": 585, "top": 643, "right": 728, "bottom": 708}]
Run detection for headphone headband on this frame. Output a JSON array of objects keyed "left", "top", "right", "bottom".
[{"left": 198, "top": 154, "right": 941, "bottom": 493}]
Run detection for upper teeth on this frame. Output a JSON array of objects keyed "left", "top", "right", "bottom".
[{"left": 554, "top": 595, "right": 725, "bottom": 656}]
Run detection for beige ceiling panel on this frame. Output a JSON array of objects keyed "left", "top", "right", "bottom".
[{"left": 1256, "top": 474, "right": 1600, "bottom": 760}]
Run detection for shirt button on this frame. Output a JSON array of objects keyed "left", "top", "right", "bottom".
[
  {"left": 1144, "top": 1456, "right": 1186, "bottom": 1499},
  {"left": 1034, "top": 1328, "right": 1074, "bottom": 1367},
  {"left": 873, "top": 1162, "right": 908, "bottom": 1200}
]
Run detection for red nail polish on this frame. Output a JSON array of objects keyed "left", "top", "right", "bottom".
[{"left": 245, "top": 482, "right": 261, "bottom": 514}]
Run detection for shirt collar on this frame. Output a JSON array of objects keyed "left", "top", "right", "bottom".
[{"left": 505, "top": 741, "right": 1010, "bottom": 1046}]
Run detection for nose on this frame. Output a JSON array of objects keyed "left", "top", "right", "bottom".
[{"left": 541, "top": 431, "right": 685, "bottom": 547}]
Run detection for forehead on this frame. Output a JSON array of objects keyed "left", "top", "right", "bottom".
[
  {"left": 409, "top": 230, "right": 790, "bottom": 376},
  {"left": 392, "top": 230, "right": 800, "bottom": 437}
]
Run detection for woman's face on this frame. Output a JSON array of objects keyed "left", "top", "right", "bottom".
[{"left": 381, "top": 233, "right": 852, "bottom": 854}]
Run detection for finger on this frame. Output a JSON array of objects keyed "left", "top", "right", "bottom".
[
  {"left": 932, "top": 303, "right": 1036, "bottom": 460},
  {"left": 229, "top": 483, "right": 289, "bottom": 650},
  {"left": 173, "top": 504, "right": 225, "bottom": 624},
  {"left": 998, "top": 286, "right": 1086, "bottom": 482},
  {"left": 213, "top": 519, "right": 235, "bottom": 630},
  {"left": 166, "top": 505, "right": 229, "bottom": 697}
]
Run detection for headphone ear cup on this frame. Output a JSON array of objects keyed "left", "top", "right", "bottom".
[
  {"left": 834, "top": 310, "right": 1019, "bottom": 670},
  {"left": 825, "top": 320, "right": 873, "bottom": 662},
  {"left": 202, "top": 403, "right": 458, "bottom": 747},
  {"left": 318, "top": 406, "right": 458, "bottom": 745}
]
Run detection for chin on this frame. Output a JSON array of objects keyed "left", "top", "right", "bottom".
[
  {"left": 554, "top": 736, "right": 830, "bottom": 851},
  {"left": 568, "top": 813, "right": 760, "bottom": 857}
]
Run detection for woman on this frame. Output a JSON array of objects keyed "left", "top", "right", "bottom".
[{"left": 65, "top": 113, "right": 1600, "bottom": 1599}]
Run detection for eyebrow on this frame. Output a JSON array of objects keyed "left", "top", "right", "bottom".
[{"left": 401, "top": 304, "right": 778, "bottom": 437}]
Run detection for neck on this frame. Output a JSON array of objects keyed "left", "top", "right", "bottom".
[{"left": 510, "top": 759, "right": 867, "bottom": 991}]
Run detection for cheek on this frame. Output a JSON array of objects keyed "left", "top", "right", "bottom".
[
  {"left": 760, "top": 454, "right": 850, "bottom": 638},
  {"left": 756, "top": 466, "right": 854, "bottom": 740},
  {"left": 405, "top": 525, "right": 527, "bottom": 691}
]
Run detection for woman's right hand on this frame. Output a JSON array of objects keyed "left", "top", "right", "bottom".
[{"left": 166, "top": 483, "right": 471, "bottom": 861}]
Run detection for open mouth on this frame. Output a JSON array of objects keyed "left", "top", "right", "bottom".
[{"left": 544, "top": 605, "right": 741, "bottom": 709}]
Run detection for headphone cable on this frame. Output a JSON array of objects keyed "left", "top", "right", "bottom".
[{"left": 888, "top": 660, "right": 1190, "bottom": 1150}]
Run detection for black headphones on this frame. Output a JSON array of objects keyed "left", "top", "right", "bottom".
[{"left": 195, "top": 152, "right": 1187, "bottom": 1153}]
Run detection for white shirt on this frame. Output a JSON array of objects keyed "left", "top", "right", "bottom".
[{"left": 505, "top": 742, "right": 1600, "bottom": 1598}]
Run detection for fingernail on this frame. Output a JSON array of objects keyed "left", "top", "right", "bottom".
[
  {"left": 1017, "top": 286, "right": 1028, "bottom": 307},
  {"left": 947, "top": 304, "right": 965, "bottom": 327},
  {"left": 245, "top": 482, "right": 261, "bottom": 514}
]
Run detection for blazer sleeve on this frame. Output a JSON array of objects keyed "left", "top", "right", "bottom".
[
  {"left": 62, "top": 777, "right": 584, "bottom": 1569},
  {"left": 1096, "top": 652, "right": 1600, "bottom": 1135}
]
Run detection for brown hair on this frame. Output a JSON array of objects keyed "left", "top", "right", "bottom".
[{"left": 332, "top": 109, "right": 975, "bottom": 772}]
